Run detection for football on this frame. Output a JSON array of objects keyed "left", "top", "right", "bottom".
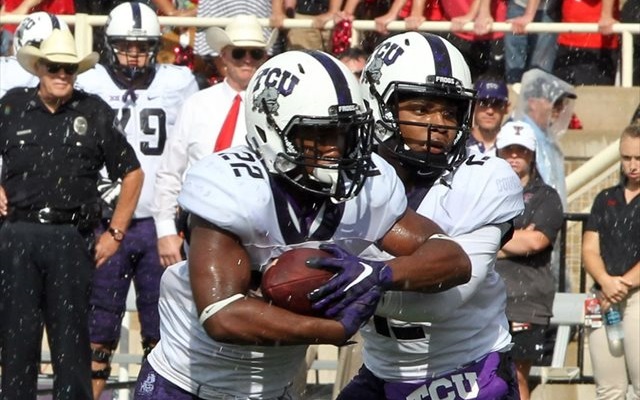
[{"left": 261, "top": 248, "right": 335, "bottom": 317}]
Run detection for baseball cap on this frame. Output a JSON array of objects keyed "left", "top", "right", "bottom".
[
  {"left": 496, "top": 121, "right": 537, "bottom": 152},
  {"left": 474, "top": 78, "right": 508, "bottom": 102}
]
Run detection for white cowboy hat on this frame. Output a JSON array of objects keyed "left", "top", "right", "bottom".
[
  {"left": 17, "top": 28, "right": 99, "bottom": 76},
  {"left": 205, "top": 15, "right": 277, "bottom": 54}
]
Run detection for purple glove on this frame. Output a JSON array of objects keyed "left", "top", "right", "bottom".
[
  {"left": 307, "top": 243, "right": 393, "bottom": 317},
  {"left": 336, "top": 287, "right": 382, "bottom": 339}
]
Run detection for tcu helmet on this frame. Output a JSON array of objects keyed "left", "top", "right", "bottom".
[
  {"left": 13, "top": 12, "right": 69, "bottom": 55},
  {"left": 246, "top": 50, "right": 374, "bottom": 203},
  {"left": 363, "top": 32, "right": 476, "bottom": 179},
  {"left": 104, "top": 2, "right": 161, "bottom": 80}
]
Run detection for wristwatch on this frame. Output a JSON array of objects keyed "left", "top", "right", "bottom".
[{"left": 108, "top": 227, "right": 125, "bottom": 242}]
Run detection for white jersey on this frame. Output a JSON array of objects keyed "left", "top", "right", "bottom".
[
  {"left": 75, "top": 63, "right": 199, "bottom": 218},
  {"left": 0, "top": 56, "right": 38, "bottom": 99},
  {"left": 148, "top": 147, "right": 407, "bottom": 398},
  {"left": 361, "top": 154, "right": 525, "bottom": 380}
]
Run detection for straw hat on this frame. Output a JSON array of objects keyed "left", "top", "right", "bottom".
[
  {"left": 17, "top": 29, "right": 99, "bottom": 76},
  {"left": 205, "top": 15, "right": 276, "bottom": 54}
]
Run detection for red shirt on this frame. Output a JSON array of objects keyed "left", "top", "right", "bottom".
[
  {"left": 558, "top": 0, "right": 619, "bottom": 49},
  {"left": 3, "top": 0, "right": 75, "bottom": 33}
]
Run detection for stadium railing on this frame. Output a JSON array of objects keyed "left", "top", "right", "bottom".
[{"left": 0, "top": 14, "right": 638, "bottom": 87}]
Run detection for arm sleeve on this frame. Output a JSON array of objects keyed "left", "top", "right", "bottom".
[
  {"left": 584, "top": 191, "right": 605, "bottom": 233},
  {"left": 530, "top": 186, "right": 564, "bottom": 243},
  {"left": 152, "top": 101, "right": 192, "bottom": 237},
  {"left": 375, "top": 224, "right": 503, "bottom": 322}
]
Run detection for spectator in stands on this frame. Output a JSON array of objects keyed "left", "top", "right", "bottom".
[
  {"left": 504, "top": 0, "right": 560, "bottom": 83},
  {"left": 193, "top": 0, "right": 273, "bottom": 58},
  {"left": 582, "top": 123, "right": 640, "bottom": 400},
  {"left": 272, "top": 0, "right": 347, "bottom": 52},
  {"left": 74, "top": 3, "right": 199, "bottom": 398},
  {"left": 152, "top": 15, "right": 274, "bottom": 268},
  {"left": 337, "top": 47, "right": 367, "bottom": 78},
  {"left": 495, "top": 120, "right": 564, "bottom": 400},
  {"left": 553, "top": 0, "right": 620, "bottom": 85},
  {"left": 511, "top": 68, "right": 576, "bottom": 206},
  {"left": 466, "top": 74, "right": 510, "bottom": 156}
]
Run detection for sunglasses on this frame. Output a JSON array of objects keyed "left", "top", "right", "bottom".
[
  {"left": 43, "top": 62, "right": 79, "bottom": 75},
  {"left": 477, "top": 99, "right": 507, "bottom": 109},
  {"left": 231, "top": 48, "right": 266, "bottom": 61}
]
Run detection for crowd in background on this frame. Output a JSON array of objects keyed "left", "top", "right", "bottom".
[{"left": 1, "top": 0, "right": 639, "bottom": 86}]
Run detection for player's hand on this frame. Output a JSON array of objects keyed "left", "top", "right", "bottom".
[
  {"left": 307, "top": 244, "right": 392, "bottom": 317},
  {"left": 158, "top": 234, "right": 185, "bottom": 268},
  {"left": 335, "top": 288, "right": 382, "bottom": 339},
  {"left": 95, "top": 231, "right": 121, "bottom": 268}
]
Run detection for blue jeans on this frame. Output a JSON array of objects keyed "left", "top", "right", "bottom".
[{"left": 504, "top": 2, "right": 558, "bottom": 83}]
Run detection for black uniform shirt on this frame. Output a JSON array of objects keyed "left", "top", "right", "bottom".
[
  {"left": 0, "top": 87, "right": 140, "bottom": 210},
  {"left": 495, "top": 171, "right": 564, "bottom": 324},
  {"left": 585, "top": 183, "right": 640, "bottom": 278}
]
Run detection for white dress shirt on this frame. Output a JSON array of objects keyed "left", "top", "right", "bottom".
[{"left": 152, "top": 79, "right": 247, "bottom": 237}]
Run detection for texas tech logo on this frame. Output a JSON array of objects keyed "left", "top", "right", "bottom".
[{"left": 251, "top": 68, "right": 300, "bottom": 116}]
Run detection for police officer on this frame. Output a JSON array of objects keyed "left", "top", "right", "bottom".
[{"left": 0, "top": 29, "right": 143, "bottom": 400}]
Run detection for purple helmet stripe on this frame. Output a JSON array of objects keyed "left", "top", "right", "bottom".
[
  {"left": 308, "top": 51, "right": 353, "bottom": 105},
  {"left": 131, "top": 2, "right": 142, "bottom": 29},
  {"left": 49, "top": 13, "right": 60, "bottom": 30},
  {"left": 423, "top": 34, "right": 452, "bottom": 77}
]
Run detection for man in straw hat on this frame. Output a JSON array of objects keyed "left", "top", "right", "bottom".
[
  {"left": 0, "top": 28, "right": 143, "bottom": 399},
  {"left": 153, "top": 14, "right": 275, "bottom": 269}
]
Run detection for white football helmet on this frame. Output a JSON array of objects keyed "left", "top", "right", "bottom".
[
  {"left": 104, "top": 2, "right": 161, "bottom": 80},
  {"left": 362, "top": 32, "right": 476, "bottom": 180},
  {"left": 12, "top": 12, "right": 69, "bottom": 55},
  {"left": 246, "top": 50, "right": 374, "bottom": 203}
]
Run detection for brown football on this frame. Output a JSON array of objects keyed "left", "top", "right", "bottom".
[{"left": 261, "top": 248, "right": 334, "bottom": 317}]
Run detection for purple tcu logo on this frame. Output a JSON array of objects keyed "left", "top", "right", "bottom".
[
  {"left": 251, "top": 67, "right": 300, "bottom": 116},
  {"left": 366, "top": 42, "right": 405, "bottom": 85}
]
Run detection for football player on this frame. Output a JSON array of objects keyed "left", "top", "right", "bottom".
[
  {"left": 133, "top": 50, "right": 472, "bottom": 399},
  {"left": 335, "top": 32, "right": 525, "bottom": 399},
  {"left": 74, "top": 3, "right": 199, "bottom": 398},
  {"left": 0, "top": 12, "right": 68, "bottom": 98}
]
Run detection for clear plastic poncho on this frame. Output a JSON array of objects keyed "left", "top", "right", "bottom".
[{"left": 511, "top": 68, "right": 577, "bottom": 207}]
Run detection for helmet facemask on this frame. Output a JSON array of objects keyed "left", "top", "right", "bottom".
[
  {"left": 106, "top": 36, "right": 160, "bottom": 83},
  {"left": 261, "top": 101, "right": 375, "bottom": 203},
  {"left": 367, "top": 74, "right": 475, "bottom": 180}
]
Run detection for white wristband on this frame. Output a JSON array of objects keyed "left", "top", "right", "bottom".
[{"left": 199, "top": 293, "right": 245, "bottom": 325}]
